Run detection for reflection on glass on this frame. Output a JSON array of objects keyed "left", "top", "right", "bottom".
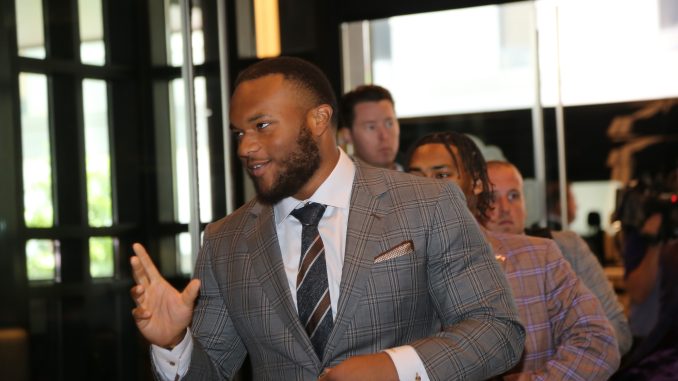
[
  {"left": 83, "top": 79, "right": 113, "bottom": 227},
  {"left": 177, "top": 232, "right": 192, "bottom": 275},
  {"left": 15, "top": 0, "right": 46, "bottom": 58},
  {"left": 78, "top": 0, "right": 106, "bottom": 65},
  {"left": 26, "top": 239, "right": 57, "bottom": 281},
  {"left": 168, "top": 2, "right": 205, "bottom": 66},
  {"left": 20, "top": 73, "right": 54, "bottom": 228},
  {"left": 169, "top": 77, "right": 213, "bottom": 224},
  {"left": 253, "top": 0, "right": 281, "bottom": 58},
  {"left": 90, "top": 237, "right": 114, "bottom": 278}
]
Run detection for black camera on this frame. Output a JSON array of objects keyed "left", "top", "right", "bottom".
[{"left": 614, "top": 171, "right": 678, "bottom": 242}]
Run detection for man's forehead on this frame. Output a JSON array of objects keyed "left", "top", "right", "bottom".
[
  {"left": 354, "top": 100, "right": 394, "bottom": 115},
  {"left": 234, "top": 73, "right": 286, "bottom": 94},
  {"left": 489, "top": 170, "right": 523, "bottom": 190},
  {"left": 230, "top": 74, "right": 312, "bottom": 111}
]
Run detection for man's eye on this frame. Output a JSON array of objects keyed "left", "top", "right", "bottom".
[
  {"left": 365, "top": 124, "right": 376, "bottom": 131},
  {"left": 435, "top": 173, "right": 450, "bottom": 179},
  {"left": 232, "top": 130, "right": 244, "bottom": 139},
  {"left": 508, "top": 191, "right": 521, "bottom": 201},
  {"left": 256, "top": 122, "right": 271, "bottom": 129}
]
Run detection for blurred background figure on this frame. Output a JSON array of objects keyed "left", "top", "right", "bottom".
[
  {"left": 585, "top": 211, "right": 607, "bottom": 265},
  {"left": 339, "top": 85, "right": 402, "bottom": 170},
  {"left": 546, "top": 180, "right": 578, "bottom": 231},
  {"left": 614, "top": 170, "right": 678, "bottom": 339}
]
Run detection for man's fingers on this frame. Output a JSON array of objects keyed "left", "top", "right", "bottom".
[
  {"left": 318, "top": 367, "right": 332, "bottom": 380},
  {"left": 130, "top": 256, "right": 149, "bottom": 286},
  {"left": 132, "top": 243, "right": 162, "bottom": 283},
  {"left": 181, "top": 279, "right": 201, "bottom": 306},
  {"left": 130, "top": 284, "right": 145, "bottom": 305},
  {"left": 132, "top": 306, "right": 151, "bottom": 321}
]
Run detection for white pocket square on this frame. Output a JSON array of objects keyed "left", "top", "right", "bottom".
[{"left": 374, "top": 240, "right": 414, "bottom": 264}]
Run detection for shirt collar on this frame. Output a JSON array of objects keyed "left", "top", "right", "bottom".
[{"left": 274, "top": 147, "right": 356, "bottom": 225}]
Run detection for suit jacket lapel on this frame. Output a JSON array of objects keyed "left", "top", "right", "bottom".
[
  {"left": 246, "top": 202, "right": 319, "bottom": 363},
  {"left": 324, "top": 163, "right": 388, "bottom": 361}
]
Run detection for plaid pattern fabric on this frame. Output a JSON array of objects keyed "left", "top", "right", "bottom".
[
  {"left": 551, "top": 230, "right": 632, "bottom": 355},
  {"left": 183, "top": 161, "right": 525, "bottom": 381},
  {"left": 486, "top": 231, "right": 621, "bottom": 380}
]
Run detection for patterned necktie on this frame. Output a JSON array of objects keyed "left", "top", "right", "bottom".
[{"left": 290, "top": 202, "right": 333, "bottom": 359}]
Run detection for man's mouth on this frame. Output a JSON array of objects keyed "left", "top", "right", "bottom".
[{"left": 247, "top": 160, "right": 271, "bottom": 176}]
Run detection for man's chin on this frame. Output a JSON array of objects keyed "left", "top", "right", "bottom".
[
  {"left": 256, "top": 187, "right": 287, "bottom": 205},
  {"left": 491, "top": 224, "right": 519, "bottom": 235},
  {"left": 252, "top": 181, "right": 284, "bottom": 205}
]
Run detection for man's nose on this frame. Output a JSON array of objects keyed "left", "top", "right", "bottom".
[
  {"left": 497, "top": 197, "right": 510, "bottom": 212},
  {"left": 237, "top": 132, "right": 260, "bottom": 158},
  {"left": 376, "top": 124, "right": 390, "bottom": 140}
]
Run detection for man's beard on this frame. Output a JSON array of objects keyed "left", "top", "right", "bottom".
[{"left": 252, "top": 124, "right": 321, "bottom": 205}]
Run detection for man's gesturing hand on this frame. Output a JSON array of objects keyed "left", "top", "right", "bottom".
[{"left": 130, "top": 243, "right": 201, "bottom": 348}]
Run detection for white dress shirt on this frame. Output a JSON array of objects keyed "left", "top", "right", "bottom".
[{"left": 152, "top": 148, "right": 429, "bottom": 381}]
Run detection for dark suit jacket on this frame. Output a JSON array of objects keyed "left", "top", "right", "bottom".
[{"left": 183, "top": 161, "right": 525, "bottom": 380}]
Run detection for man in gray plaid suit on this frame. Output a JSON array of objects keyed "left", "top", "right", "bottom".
[{"left": 130, "top": 57, "right": 525, "bottom": 380}]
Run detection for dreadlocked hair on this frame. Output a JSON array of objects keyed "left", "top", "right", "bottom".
[{"left": 406, "top": 131, "right": 493, "bottom": 224}]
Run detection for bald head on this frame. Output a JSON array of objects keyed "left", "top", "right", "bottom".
[{"left": 485, "top": 161, "right": 526, "bottom": 235}]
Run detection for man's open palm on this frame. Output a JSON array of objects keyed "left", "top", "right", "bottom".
[{"left": 130, "top": 243, "right": 201, "bottom": 348}]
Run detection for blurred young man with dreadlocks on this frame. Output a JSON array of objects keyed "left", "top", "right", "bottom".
[{"left": 407, "top": 131, "right": 620, "bottom": 380}]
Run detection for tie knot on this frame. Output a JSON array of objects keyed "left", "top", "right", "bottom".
[{"left": 291, "top": 202, "right": 326, "bottom": 226}]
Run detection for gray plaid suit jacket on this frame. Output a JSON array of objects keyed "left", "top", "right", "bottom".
[{"left": 183, "top": 161, "right": 524, "bottom": 380}]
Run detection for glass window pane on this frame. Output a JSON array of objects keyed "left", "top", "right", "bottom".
[
  {"left": 169, "top": 77, "right": 213, "bottom": 224},
  {"left": 569, "top": 180, "right": 622, "bottom": 235},
  {"left": 194, "top": 77, "right": 213, "bottom": 222},
  {"left": 536, "top": 0, "right": 678, "bottom": 106},
  {"left": 168, "top": 2, "right": 205, "bottom": 66},
  {"left": 15, "top": 0, "right": 46, "bottom": 58},
  {"left": 177, "top": 232, "right": 192, "bottom": 275},
  {"left": 78, "top": 0, "right": 106, "bottom": 65},
  {"left": 89, "top": 237, "right": 115, "bottom": 278},
  {"left": 19, "top": 73, "right": 54, "bottom": 228},
  {"left": 26, "top": 239, "right": 58, "bottom": 281},
  {"left": 357, "top": 2, "right": 537, "bottom": 117},
  {"left": 83, "top": 79, "right": 113, "bottom": 227}
]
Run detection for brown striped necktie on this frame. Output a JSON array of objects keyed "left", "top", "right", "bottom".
[{"left": 290, "top": 202, "right": 333, "bottom": 359}]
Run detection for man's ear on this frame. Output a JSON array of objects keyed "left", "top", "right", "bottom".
[{"left": 309, "top": 104, "right": 333, "bottom": 136}]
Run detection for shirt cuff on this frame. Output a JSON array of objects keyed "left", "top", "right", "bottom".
[
  {"left": 151, "top": 329, "right": 193, "bottom": 381},
  {"left": 383, "top": 345, "right": 430, "bottom": 381}
]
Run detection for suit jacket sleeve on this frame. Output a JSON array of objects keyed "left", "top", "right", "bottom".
[
  {"left": 183, "top": 237, "right": 247, "bottom": 380},
  {"left": 410, "top": 183, "right": 526, "bottom": 380},
  {"left": 515, "top": 240, "right": 621, "bottom": 380},
  {"left": 556, "top": 231, "right": 632, "bottom": 355}
]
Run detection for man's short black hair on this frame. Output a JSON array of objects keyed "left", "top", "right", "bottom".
[
  {"left": 339, "top": 85, "right": 395, "bottom": 130},
  {"left": 406, "top": 131, "right": 493, "bottom": 224},
  {"left": 234, "top": 56, "right": 339, "bottom": 127}
]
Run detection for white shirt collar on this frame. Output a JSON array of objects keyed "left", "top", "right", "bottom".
[{"left": 274, "top": 148, "right": 355, "bottom": 225}]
